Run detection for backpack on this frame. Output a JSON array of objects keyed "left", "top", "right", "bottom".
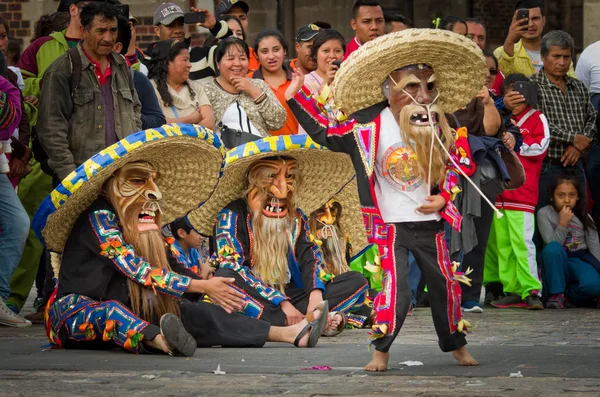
[{"left": 32, "top": 47, "right": 135, "bottom": 176}]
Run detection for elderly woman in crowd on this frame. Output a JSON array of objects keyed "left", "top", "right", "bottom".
[
  {"left": 148, "top": 40, "right": 214, "bottom": 129},
  {"left": 202, "top": 37, "right": 285, "bottom": 145},
  {"left": 249, "top": 29, "right": 298, "bottom": 135}
]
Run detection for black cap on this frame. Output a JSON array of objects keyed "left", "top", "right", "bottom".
[
  {"left": 295, "top": 24, "right": 321, "bottom": 42},
  {"left": 215, "top": 0, "right": 249, "bottom": 17}
]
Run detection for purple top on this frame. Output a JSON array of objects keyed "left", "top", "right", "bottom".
[{"left": 0, "top": 75, "right": 22, "bottom": 141}]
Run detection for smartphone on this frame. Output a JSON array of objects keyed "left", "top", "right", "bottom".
[
  {"left": 517, "top": 8, "right": 529, "bottom": 27},
  {"left": 513, "top": 81, "right": 538, "bottom": 106},
  {"left": 184, "top": 12, "right": 206, "bottom": 24},
  {"left": 115, "top": 4, "right": 129, "bottom": 20},
  {"left": 332, "top": 60, "right": 342, "bottom": 68}
]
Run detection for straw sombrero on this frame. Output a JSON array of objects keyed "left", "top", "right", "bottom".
[
  {"left": 187, "top": 134, "right": 356, "bottom": 236},
  {"left": 33, "top": 124, "right": 225, "bottom": 253},
  {"left": 332, "top": 28, "right": 487, "bottom": 115}
]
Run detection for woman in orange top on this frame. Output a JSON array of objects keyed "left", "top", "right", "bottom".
[{"left": 248, "top": 29, "right": 299, "bottom": 136}]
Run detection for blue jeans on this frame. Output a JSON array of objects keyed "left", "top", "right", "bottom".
[
  {"left": 408, "top": 253, "right": 420, "bottom": 306},
  {"left": 591, "top": 93, "right": 600, "bottom": 111},
  {"left": 586, "top": 145, "right": 600, "bottom": 227},
  {"left": 0, "top": 174, "right": 29, "bottom": 300},
  {"left": 542, "top": 242, "right": 600, "bottom": 305}
]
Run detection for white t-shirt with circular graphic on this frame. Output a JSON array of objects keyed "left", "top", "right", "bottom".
[{"left": 374, "top": 107, "right": 441, "bottom": 224}]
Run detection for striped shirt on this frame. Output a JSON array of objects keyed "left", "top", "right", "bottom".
[{"left": 530, "top": 69, "right": 598, "bottom": 160}]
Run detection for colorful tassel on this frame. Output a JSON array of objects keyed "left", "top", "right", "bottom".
[
  {"left": 100, "top": 238, "right": 129, "bottom": 259},
  {"left": 123, "top": 329, "right": 144, "bottom": 350},
  {"left": 102, "top": 320, "right": 117, "bottom": 342},
  {"left": 78, "top": 322, "right": 96, "bottom": 340},
  {"left": 457, "top": 319, "right": 472, "bottom": 334},
  {"left": 368, "top": 323, "right": 389, "bottom": 340}
]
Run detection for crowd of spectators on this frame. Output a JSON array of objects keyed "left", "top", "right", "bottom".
[{"left": 0, "top": 0, "right": 599, "bottom": 328}]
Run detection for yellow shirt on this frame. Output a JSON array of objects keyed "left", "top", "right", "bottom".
[{"left": 494, "top": 40, "right": 576, "bottom": 78}]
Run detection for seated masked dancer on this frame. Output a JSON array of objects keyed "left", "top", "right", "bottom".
[
  {"left": 285, "top": 29, "right": 488, "bottom": 370},
  {"left": 308, "top": 180, "right": 381, "bottom": 331},
  {"left": 187, "top": 135, "right": 370, "bottom": 335},
  {"left": 33, "top": 125, "right": 329, "bottom": 356}
]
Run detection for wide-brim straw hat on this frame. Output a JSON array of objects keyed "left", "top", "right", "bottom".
[
  {"left": 332, "top": 28, "right": 487, "bottom": 115},
  {"left": 187, "top": 134, "right": 356, "bottom": 236},
  {"left": 321, "top": 177, "right": 369, "bottom": 256},
  {"left": 34, "top": 124, "right": 225, "bottom": 253}
]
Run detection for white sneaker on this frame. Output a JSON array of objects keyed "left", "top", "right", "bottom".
[{"left": 0, "top": 299, "right": 32, "bottom": 327}]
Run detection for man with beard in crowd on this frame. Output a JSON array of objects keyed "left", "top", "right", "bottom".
[
  {"left": 286, "top": 29, "right": 487, "bottom": 370},
  {"left": 33, "top": 125, "right": 329, "bottom": 355},
  {"left": 187, "top": 135, "right": 369, "bottom": 335}
]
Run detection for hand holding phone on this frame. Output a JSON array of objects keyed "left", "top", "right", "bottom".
[
  {"left": 184, "top": 12, "right": 206, "bottom": 24},
  {"left": 512, "top": 81, "right": 538, "bottom": 106},
  {"left": 517, "top": 8, "right": 529, "bottom": 27}
]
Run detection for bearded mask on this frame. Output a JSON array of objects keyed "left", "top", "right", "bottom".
[
  {"left": 309, "top": 200, "right": 349, "bottom": 276},
  {"left": 386, "top": 65, "right": 454, "bottom": 187},
  {"left": 103, "top": 161, "right": 180, "bottom": 321},
  {"left": 244, "top": 157, "right": 299, "bottom": 292}
]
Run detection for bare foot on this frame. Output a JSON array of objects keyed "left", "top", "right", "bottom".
[
  {"left": 365, "top": 350, "right": 389, "bottom": 372},
  {"left": 452, "top": 346, "right": 479, "bottom": 366},
  {"left": 326, "top": 313, "right": 343, "bottom": 334},
  {"left": 144, "top": 335, "right": 170, "bottom": 353}
]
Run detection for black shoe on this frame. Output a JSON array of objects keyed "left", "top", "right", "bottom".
[
  {"left": 159, "top": 313, "right": 197, "bottom": 357},
  {"left": 526, "top": 295, "right": 544, "bottom": 310}
]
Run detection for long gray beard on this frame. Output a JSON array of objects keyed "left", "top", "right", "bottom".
[
  {"left": 251, "top": 213, "right": 293, "bottom": 291},
  {"left": 321, "top": 225, "right": 348, "bottom": 276}
]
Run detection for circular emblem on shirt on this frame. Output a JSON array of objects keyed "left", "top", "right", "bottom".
[{"left": 381, "top": 143, "right": 422, "bottom": 192}]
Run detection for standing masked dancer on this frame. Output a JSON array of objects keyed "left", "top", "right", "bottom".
[
  {"left": 33, "top": 125, "right": 329, "bottom": 356},
  {"left": 286, "top": 29, "right": 488, "bottom": 370},
  {"left": 187, "top": 135, "right": 370, "bottom": 335}
]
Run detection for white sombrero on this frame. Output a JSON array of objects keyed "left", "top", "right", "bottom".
[{"left": 332, "top": 28, "right": 487, "bottom": 115}]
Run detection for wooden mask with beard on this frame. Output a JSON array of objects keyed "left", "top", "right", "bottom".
[
  {"left": 386, "top": 66, "right": 454, "bottom": 187},
  {"left": 309, "top": 200, "right": 349, "bottom": 276},
  {"left": 245, "top": 157, "right": 299, "bottom": 292},
  {"left": 104, "top": 161, "right": 180, "bottom": 321}
]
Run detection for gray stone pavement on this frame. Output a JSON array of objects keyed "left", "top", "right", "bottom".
[{"left": 2, "top": 307, "right": 600, "bottom": 396}]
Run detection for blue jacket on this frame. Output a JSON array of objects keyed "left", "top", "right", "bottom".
[{"left": 133, "top": 70, "right": 165, "bottom": 130}]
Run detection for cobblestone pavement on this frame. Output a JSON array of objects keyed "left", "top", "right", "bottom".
[{"left": 1, "top": 307, "right": 600, "bottom": 396}]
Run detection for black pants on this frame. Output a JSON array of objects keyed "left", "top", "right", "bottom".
[
  {"left": 372, "top": 221, "right": 467, "bottom": 353},
  {"left": 217, "top": 268, "right": 368, "bottom": 326},
  {"left": 461, "top": 196, "right": 495, "bottom": 303},
  {"left": 180, "top": 300, "right": 270, "bottom": 347}
]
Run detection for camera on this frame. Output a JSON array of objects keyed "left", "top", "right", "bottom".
[{"left": 184, "top": 12, "right": 206, "bottom": 24}]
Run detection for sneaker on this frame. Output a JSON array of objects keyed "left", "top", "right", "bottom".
[
  {"left": 546, "top": 294, "right": 565, "bottom": 309},
  {"left": 491, "top": 294, "right": 526, "bottom": 309},
  {"left": 0, "top": 299, "right": 32, "bottom": 327},
  {"left": 407, "top": 303, "right": 414, "bottom": 316},
  {"left": 461, "top": 300, "right": 484, "bottom": 313},
  {"left": 526, "top": 295, "right": 544, "bottom": 310}
]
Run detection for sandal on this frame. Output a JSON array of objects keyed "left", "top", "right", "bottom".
[
  {"left": 293, "top": 300, "right": 329, "bottom": 348},
  {"left": 323, "top": 311, "right": 346, "bottom": 337},
  {"left": 159, "top": 313, "right": 197, "bottom": 357}
]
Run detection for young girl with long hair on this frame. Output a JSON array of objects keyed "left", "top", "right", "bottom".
[{"left": 538, "top": 172, "right": 600, "bottom": 308}]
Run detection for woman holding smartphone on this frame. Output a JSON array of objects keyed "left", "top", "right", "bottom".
[{"left": 303, "top": 29, "right": 347, "bottom": 123}]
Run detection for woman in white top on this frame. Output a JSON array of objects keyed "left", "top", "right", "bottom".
[
  {"left": 148, "top": 40, "right": 215, "bottom": 130},
  {"left": 202, "top": 37, "right": 286, "bottom": 140}
]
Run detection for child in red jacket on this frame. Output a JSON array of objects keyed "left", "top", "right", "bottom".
[{"left": 484, "top": 74, "right": 550, "bottom": 310}]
